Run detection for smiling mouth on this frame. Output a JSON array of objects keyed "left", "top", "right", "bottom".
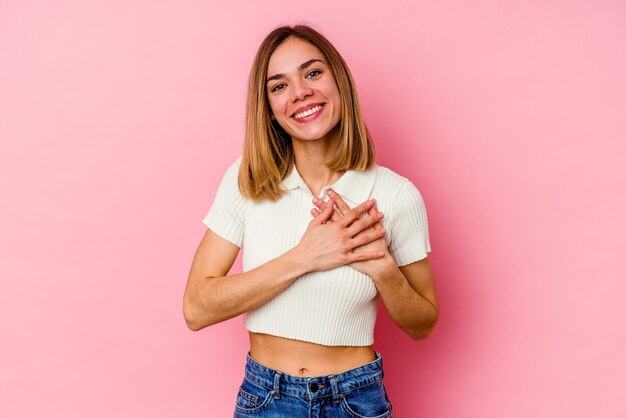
[{"left": 292, "top": 104, "right": 324, "bottom": 120}]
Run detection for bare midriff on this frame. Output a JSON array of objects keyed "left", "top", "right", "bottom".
[{"left": 249, "top": 332, "right": 376, "bottom": 377}]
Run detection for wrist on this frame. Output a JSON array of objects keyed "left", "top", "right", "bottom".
[
  {"left": 284, "top": 245, "right": 314, "bottom": 277},
  {"left": 370, "top": 254, "right": 400, "bottom": 284}
]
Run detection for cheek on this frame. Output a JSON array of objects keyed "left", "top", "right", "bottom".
[
  {"left": 323, "top": 82, "right": 342, "bottom": 109},
  {"left": 328, "top": 89, "right": 342, "bottom": 119},
  {"left": 267, "top": 99, "right": 292, "bottom": 131},
  {"left": 267, "top": 96, "right": 285, "bottom": 116}
]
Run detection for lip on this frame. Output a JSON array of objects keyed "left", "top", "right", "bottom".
[{"left": 290, "top": 102, "right": 325, "bottom": 118}]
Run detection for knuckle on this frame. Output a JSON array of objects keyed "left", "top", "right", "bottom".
[
  {"left": 343, "top": 211, "right": 356, "bottom": 222},
  {"left": 357, "top": 219, "right": 367, "bottom": 228}
]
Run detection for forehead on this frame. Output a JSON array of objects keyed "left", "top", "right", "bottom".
[{"left": 267, "top": 37, "right": 326, "bottom": 74}]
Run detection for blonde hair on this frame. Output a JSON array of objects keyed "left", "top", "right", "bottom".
[{"left": 239, "top": 25, "right": 375, "bottom": 201}]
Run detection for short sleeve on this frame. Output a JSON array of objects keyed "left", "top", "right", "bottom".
[
  {"left": 388, "top": 181, "right": 431, "bottom": 266},
  {"left": 202, "top": 157, "right": 247, "bottom": 247}
]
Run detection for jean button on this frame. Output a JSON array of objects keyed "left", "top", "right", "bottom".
[{"left": 309, "top": 382, "right": 319, "bottom": 392}]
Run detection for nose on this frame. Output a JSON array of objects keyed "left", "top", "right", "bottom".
[{"left": 290, "top": 79, "right": 313, "bottom": 103}]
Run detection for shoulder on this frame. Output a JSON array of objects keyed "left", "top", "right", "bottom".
[
  {"left": 202, "top": 156, "right": 248, "bottom": 246},
  {"left": 211, "top": 155, "right": 248, "bottom": 205},
  {"left": 372, "top": 164, "right": 417, "bottom": 195},
  {"left": 375, "top": 165, "right": 432, "bottom": 264},
  {"left": 213, "top": 155, "right": 243, "bottom": 192},
  {"left": 371, "top": 164, "right": 427, "bottom": 216},
  {"left": 222, "top": 155, "right": 243, "bottom": 180}
]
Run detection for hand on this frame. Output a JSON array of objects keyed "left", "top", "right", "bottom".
[
  {"left": 296, "top": 195, "right": 387, "bottom": 273},
  {"left": 311, "top": 189, "right": 393, "bottom": 279}
]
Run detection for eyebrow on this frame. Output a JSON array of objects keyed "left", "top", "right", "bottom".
[{"left": 266, "top": 59, "right": 325, "bottom": 84}]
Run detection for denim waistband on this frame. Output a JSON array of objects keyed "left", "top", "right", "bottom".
[{"left": 243, "top": 352, "right": 385, "bottom": 401}]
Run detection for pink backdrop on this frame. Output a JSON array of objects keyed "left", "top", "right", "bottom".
[{"left": 1, "top": 0, "right": 625, "bottom": 416}]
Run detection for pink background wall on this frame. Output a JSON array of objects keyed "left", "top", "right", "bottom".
[{"left": 1, "top": 0, "right": 625, "bottom": 416}]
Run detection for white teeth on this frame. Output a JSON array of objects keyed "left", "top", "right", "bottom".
[{"left": 294, "top": 105, "right": 322, "bottom": 119}]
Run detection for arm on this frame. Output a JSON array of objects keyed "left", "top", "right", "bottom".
[
  {"left": 371, "top": 256, "right": 439, "bottom": 340},
  {"left": 313, "top": 189, "right": 439, "bottom": 340},
  {"left": 183, "top": 228, "right": 308, "bottom": 331},
  {"left": 183, "top": 198, "right": 387, "bottom": 331}
]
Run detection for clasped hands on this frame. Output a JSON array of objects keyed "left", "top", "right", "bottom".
[{"left": 296, "top": 188, "right": 393, "bottom": 279}]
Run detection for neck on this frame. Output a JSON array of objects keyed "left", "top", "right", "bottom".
[{"left": 291, "top": 129, "right": 344, "bottom": 197}]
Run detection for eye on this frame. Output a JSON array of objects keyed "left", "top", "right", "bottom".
[
  {"left": 306, "top": 69, "right": 322, "bottom": 78},
  {"left": 270, "top": 83, "right": 286, "bottom": 93}
]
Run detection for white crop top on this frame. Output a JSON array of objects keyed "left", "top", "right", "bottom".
[{"left": 203, "top": 157, "right": 431, "bottom": 346}]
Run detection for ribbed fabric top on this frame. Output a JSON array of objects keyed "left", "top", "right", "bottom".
[{"left": 203, "top": 157, "right": 431, "bottom": 346}]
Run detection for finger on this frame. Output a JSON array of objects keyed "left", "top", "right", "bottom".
[
  {"left": 350, "top": 228, "right": 386, "bottom": 248},
  {"left": 312, "top": 197, "right": 325, "bottom": 210},
  {"left": 348, "top": 250, "right": 385, "bottom": 262},
  {"left": 313, "top": 197, "right": 342, "bottom": 222},
  {"left": 346, "top": 210, "right": 384, "bottom": 237},
  {"left": 310, "top": 197, "right": 334, "bottom": 225},
  {"left": 367, "top": 205, "right": 385, "bottom": 233},
  {"left": 327, "top": 189, "right": 351, "bottom": 216},
  {"left": 336, "top": 198, "right": 375, "bottom": 227},
  {"left": 311, "top": 207, "right": 336, "bottom": 224}
]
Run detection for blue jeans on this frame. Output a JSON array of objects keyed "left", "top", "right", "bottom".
[{"left": 233, "top": 352, "right": 393, "bottom": 417}]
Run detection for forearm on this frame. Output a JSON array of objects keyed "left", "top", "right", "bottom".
[
  {"left": 184, "top": 247, "right": 308, "bottom": 331},
  {"left": 373, "top": 257, "right": 439, "bottom": 340}
]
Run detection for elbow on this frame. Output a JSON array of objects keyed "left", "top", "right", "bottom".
[
  {"left": 183, "top": 299, "right": 211, "bottom": 332},
  {"left": 184, "top": 316, "right": 204, "bottom": 332},
  {"left": 409, "top": 327, "right": 435, "bottom": 341},
  {"left": 409, "top": 309, "right": 439, "bottom": 341},
  {"left": 183, "top": 307, "right": 202, "bottom": 332}
]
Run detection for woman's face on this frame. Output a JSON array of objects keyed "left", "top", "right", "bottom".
[{"left": 266, "top": 37, "right": 342, "bottom": 144}]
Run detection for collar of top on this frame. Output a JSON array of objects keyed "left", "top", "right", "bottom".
[{"left": 281, "top": 163, "right": 376, "bottom": 204}]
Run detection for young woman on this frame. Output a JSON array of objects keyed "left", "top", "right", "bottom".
[{"left": 183, "top": 25, "right": 438, "bottom": 417}]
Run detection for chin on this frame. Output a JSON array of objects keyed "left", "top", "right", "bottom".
[
  {"left": 290, "top": 125, "right": 339, "bottom": 142},
  {"left": 293, "top": 132, "right": 332, "bottom": 142}
]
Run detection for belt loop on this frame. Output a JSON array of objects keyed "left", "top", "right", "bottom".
[
  {"left": 272, "top": 371, "right": 282, "bottom": 399},
  {"left": 329, "top": 376, "right": 342, "bottom": 404}
]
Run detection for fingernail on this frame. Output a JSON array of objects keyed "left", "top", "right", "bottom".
[
  {"left": 377, "top": 212, "right": 384, "bottom": 219},
  {"left": 380, "top": 227, "right": 386, "bottom": 233},
  {"left": 327, "top": 190, "right": 335, "bottom": 197},
  {"left": 313, "top": 197, "right": 320, "bottom": 204}
]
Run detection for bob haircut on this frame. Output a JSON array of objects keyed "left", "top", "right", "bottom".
[{"left": 238, "top": 24, "right": 376, "bottom": 202}]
